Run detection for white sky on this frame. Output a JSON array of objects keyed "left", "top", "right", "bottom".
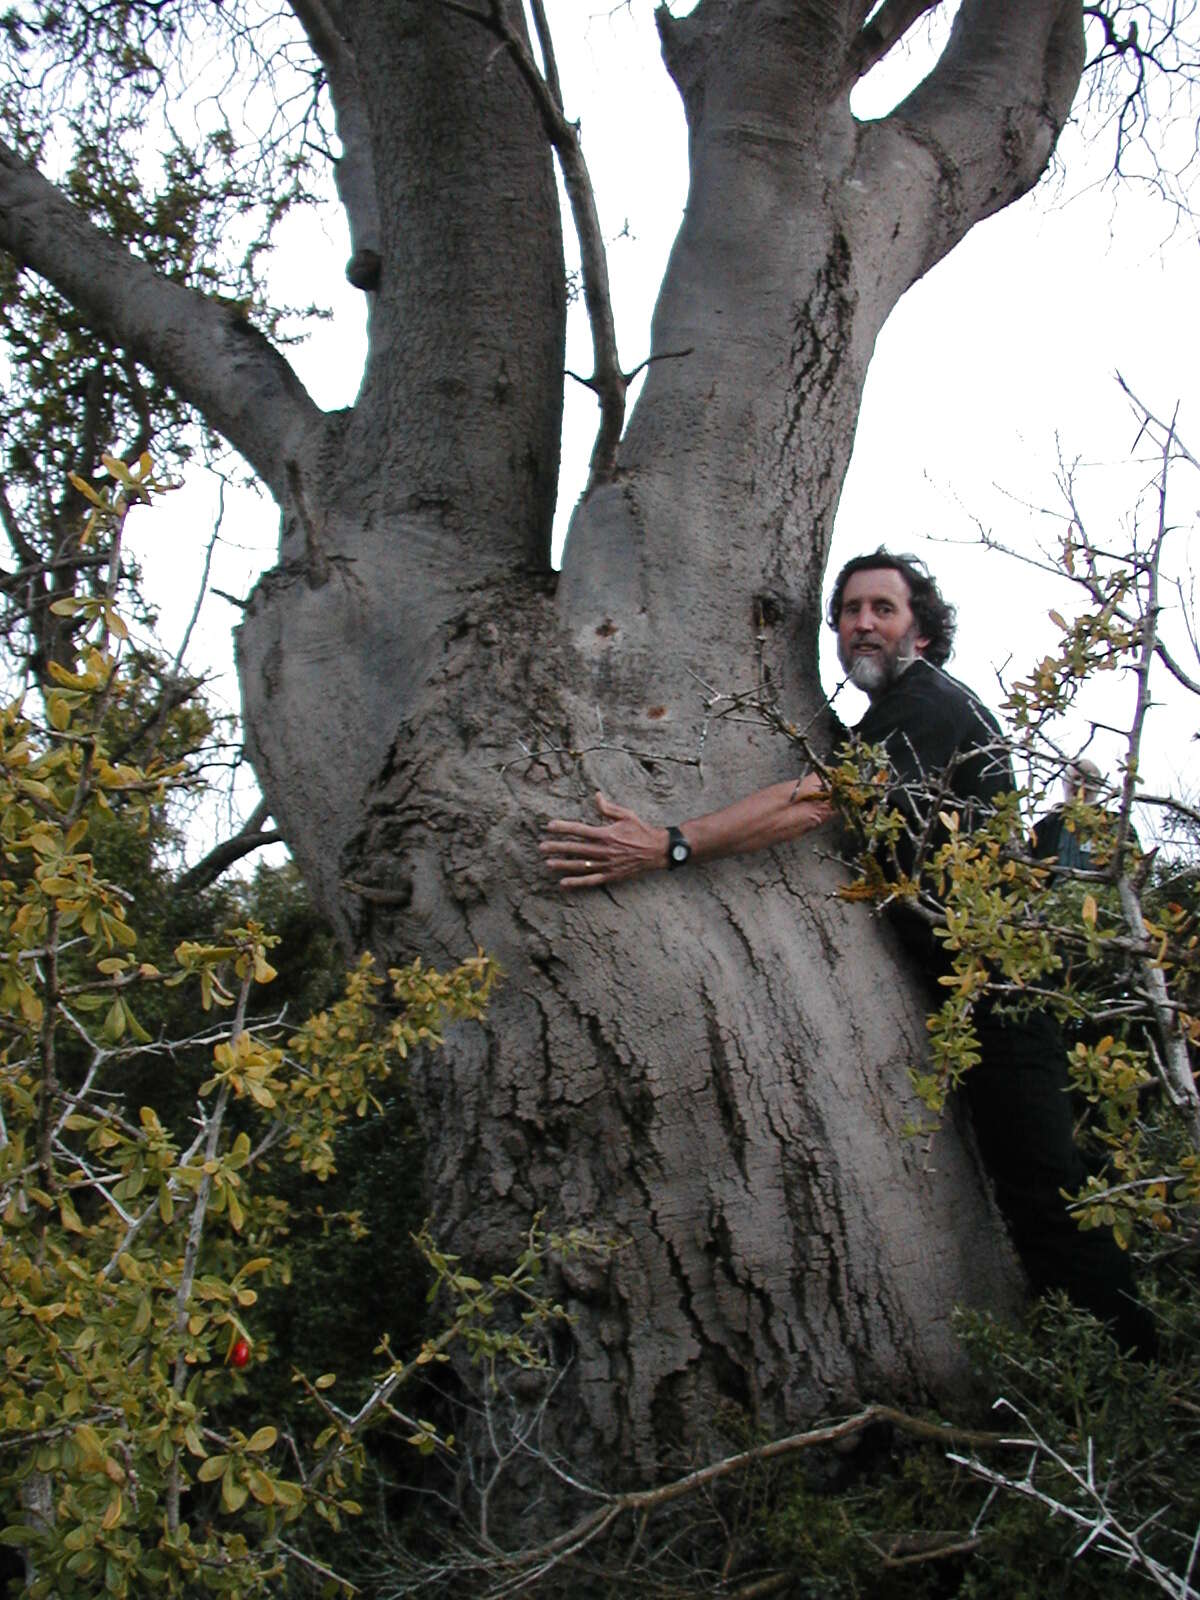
[{"left": 125, "top": 1, "right": 1200, "bottom": 860}]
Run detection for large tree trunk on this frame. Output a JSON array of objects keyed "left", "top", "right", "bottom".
[
  {"left": 235, "top": 0, "right": 1084, "bottom": 1471},
  {"left": 345, "top": 632, "right": 1023, "bottom": 1464},
  {"left": 0, "top": 0, "right": 1087, "bottom": 1480}
]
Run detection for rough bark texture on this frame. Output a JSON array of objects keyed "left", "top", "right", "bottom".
[{"left": 0, "top": 0, "right": 1089, "bottom": 1478}]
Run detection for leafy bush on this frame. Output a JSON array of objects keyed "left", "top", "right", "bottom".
[{"left": 0, "top": 460, "right": 499, "bottom": 1597}]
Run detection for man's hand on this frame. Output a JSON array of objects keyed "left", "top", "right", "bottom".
[{"left": 540, "top": 792, "right": 668, "bottom": 890}]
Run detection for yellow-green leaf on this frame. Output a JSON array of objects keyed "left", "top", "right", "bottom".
[
  {"left": 221, "top": 1472, "right": 249, "bottom": 1513},
  {"left": 247, "top": 1468, "right": 276, "bottom": 1504},
  {"left": 68, "top": 472, "right": 103, "bottom": 505}
]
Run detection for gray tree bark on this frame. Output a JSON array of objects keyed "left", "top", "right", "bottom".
[{"left": 0, "top": 0, "right": 1088, "bottom": 1474}]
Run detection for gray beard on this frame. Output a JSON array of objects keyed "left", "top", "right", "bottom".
[
  {"left": 841, "top": 631, "right": 923, "bottom": 695},
  {"left": 847, "top": 653, "right": 891, "bottom": 693}
]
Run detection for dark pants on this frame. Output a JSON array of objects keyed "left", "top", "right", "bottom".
[{"left": 965, "top": 1006, "right": 1156, "bottom": 1359}]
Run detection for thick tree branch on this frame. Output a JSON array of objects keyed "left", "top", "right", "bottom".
[
  {"left": 854, "top": 0, "right": 1084, "bottom": 289},
  {"left": 891, "top": 0, "right": 1083, "bottom": 201},
  {"left": 0, "top": 140, "right": 323, "bottom": 501},
  {"left": 446, "top": 0, "right": 624, "bottom": 492},
  {"left": 844, "top": 0, "right": 943, "bottom": 88},
  {"left": 896, "top": 0, "right": 1082, "bottom": 132},
  {"left": 287, "top": 0, "right": 381, "bottom": 289},
  {"left": 177, "top": 800, "right": 282, "bottom": 894}
]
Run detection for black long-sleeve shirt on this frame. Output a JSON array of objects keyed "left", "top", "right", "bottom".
[{"left": 854, "top": 656, "right": 1012, "bottom": 830}]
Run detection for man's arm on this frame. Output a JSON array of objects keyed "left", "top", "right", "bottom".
[{"left": 540, "top": 774, "right": 833, "bottom": 890}]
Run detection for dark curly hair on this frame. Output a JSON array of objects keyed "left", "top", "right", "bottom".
[{"left": 825, "top": 549, "right": 956, "bottom": 668}]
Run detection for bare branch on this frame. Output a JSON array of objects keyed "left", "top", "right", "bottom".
[
  {"left": 177, "top": 800, "right": 282, "bottom": 894},
  {"left": 1108, "top": 415, "right": 1200, "bottom": 1141},
  {"left": 1153, "top": 637, "right": 1200, "bottom": 697},
  {"left": 1079, "top": 4, "right": 1200, "bottom": 207},
  {"left": 528, "top": 0, "right": 563, "bottom": 108},
  {"left": 172, "top": 504, "right": 224, "bottom": 677},
  {"left": 374, "top": 1400, "right": 1035, "bottom": 1596}
]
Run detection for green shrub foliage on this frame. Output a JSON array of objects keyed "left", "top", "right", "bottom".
[{"left": 0, "top": 462, "right": 502, "bottom": 1598}]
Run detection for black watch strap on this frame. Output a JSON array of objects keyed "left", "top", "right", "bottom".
[{"left": 666, "top": 825, "right": 692, "bottom": 870}]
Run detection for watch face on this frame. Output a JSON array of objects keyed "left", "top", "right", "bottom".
[{"left": 671, "top": 842, "right": 689, "bottom": 863}]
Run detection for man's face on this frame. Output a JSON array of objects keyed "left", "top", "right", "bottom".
[{"left": 835, "top": 567, "right": 930, "bottom": 696}]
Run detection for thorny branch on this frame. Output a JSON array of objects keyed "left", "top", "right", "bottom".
[
  {"left": 1105, "top": 406, "right": 1200, "bottom": 1138},
  {"left": 370, "top": 1400, "right": 1036, "bottom": 1597},
  {"left": 952, "top": 1398, "right": 1200, "bottom": 1600}
]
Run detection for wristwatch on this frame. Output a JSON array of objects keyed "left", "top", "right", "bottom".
[{"left": 666, "top": 825, "right": 692, "bottom": 870}]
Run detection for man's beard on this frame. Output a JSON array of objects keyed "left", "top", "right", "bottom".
[{"left": 839, "top": 625, "right": 924, "bottom": 694}]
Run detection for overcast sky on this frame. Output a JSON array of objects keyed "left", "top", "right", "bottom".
[{"left": 128, "top": 1, "right": 1200, "bottom": 853}]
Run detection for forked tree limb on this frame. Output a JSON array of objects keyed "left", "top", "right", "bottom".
[{"left": 843, "top": 0, "right": 945, "bottom": 89}]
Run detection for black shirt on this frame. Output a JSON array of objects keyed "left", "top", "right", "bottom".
[
  {"left": 854, "top": 657, "right": 1012, "bottom": 822},
  {"left": 847, "top": 658, "right": 1012, "bottom": 969}
]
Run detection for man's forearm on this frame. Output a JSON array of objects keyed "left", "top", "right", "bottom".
[
  {"left": 677, "top": 773, "right": 833, "bottom": 864},
  {"left": 540, "top": 775, "right": 832, "bottom": 890}
]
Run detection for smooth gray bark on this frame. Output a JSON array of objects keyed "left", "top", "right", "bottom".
[{"left": 0, "top": 0, "right": 1088, "bottom": 1473}]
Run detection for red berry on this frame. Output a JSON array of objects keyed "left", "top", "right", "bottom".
[{"left": 229, "top": 1337, "right": 251, "bottom": 1368}]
